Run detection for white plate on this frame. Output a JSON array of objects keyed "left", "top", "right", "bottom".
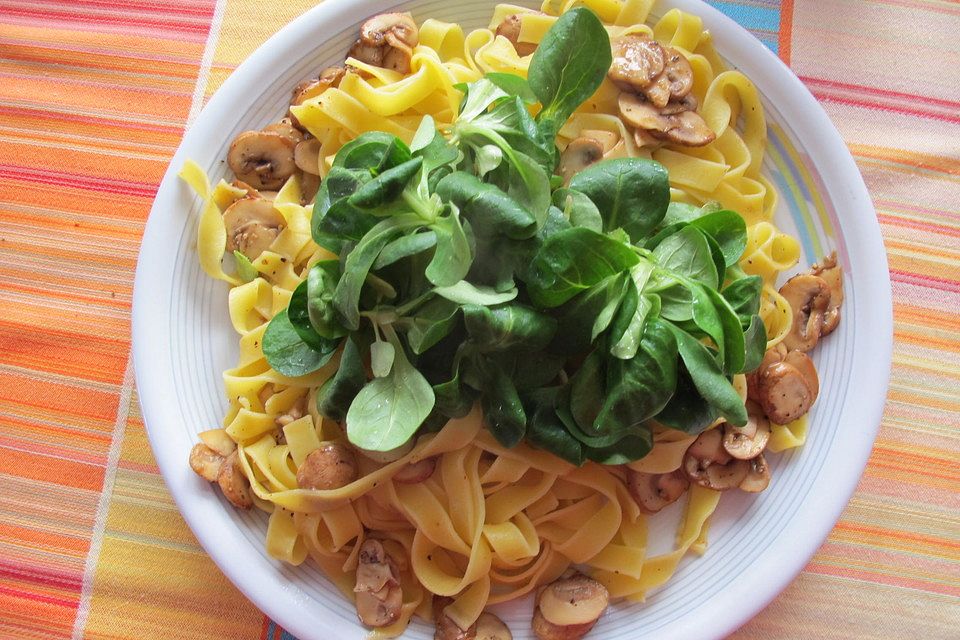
[{"left": 132, "top": 1, "right": 892, "bottom": 638}]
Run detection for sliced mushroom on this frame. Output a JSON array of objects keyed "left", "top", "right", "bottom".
[
  {"left": 578, "top": 129, "right": 619, "bottom": 154},
  {"left": 784, "top": 349, "right": 820, "bottom": 398},
  {"left": 222, "top": 196, "right": 286, "bottom": 259},
  {"left": 812, "top": 252, "right": 843, "bottom": 335},
  {"left": 294, "top": 138, "right": 322, "bottom": 175},
  {"left": 296, "top": 442, "right": 359, "bottom": 490},
  {"left": 433, "top": 597, "right": 476, "bottom": 640},
  {"left": 683, "top": 428, "right": 750, "bottom": 491},
  {"left": 608, "top": 34, "right": 665, "bottom": 93},
  {"left": 348, "top": 39, "right": 385, "bottom": 66},
  {"left": 722, "top": 402, "right": 770, "bottom": 460},
  {"left": 360, "top": 13, "right": 418, "bottom": 48},
  {"left": 231, "top": 179, "right": 261, "bottom": 198},
  {"left": 217, "top": 450, "right": 253, "bottom": 509},
  {"left": 496, "top": 14, "right": 537, "bottom": 56},
  {"left": 227, "top": 130, "right": 297, "bottom": 190},
  {"left": 263, "top": 117, "right": 304, "bottom": 144},
  {"left": 740, "top": 454, "right": 771, "bottom": 493},
  {"left": 189, "top": 443, "right": 224, "bottom": 482},
  {"left": 683, "top": 453, "right": 749, "bottom": 490},
  {"left": 619, "top": 92, "right": 665, "bottom": 130},
  {"left": 661, "top": 46, "right": 694, "bottom": 100},
  {"left": 533, "top": 574, "right": 608, "bottom": 640},
  {"left": 626, "top": 468, "right": 689, "bottom": 514},
  {"left": 747, "top": 343, "right": 787, "bottom": 396},
  {"left": 382, "top": 43, "right": 415, "bottom": 74},
  {"left": 355, "top": 539, "right": 403, "bottom": 628},
  {"left": 643, "top": 73, "right": 672, "bottom": 108},
  {"left": 779, "top": 274, "right": 831, "bottom": 352},
  {"left": 651, "top": 110, "right": 716, "bottom": 146},
  {"left": 289, "top": 66, "right": 345, "bottom": 129},
  {"left": 659, "top": 93, "right": 698, "bottom": 115},
  {"left": 755, "top": 350, "right": 820, "bottom": 424},
  {"left": 619, "top": 92, "right": 715, "bottom": 147},
  {"left": 476, "top": 612, "right": 512, "bottom": 640},
  {"left": 300, "top": 171, "right": 321, "bottom": 206},
  {"left": 351, "top": 13, "right": 419, "bottom": 74},
  {"left": 393, "top": 456, "right": 437, "bottom": 484},
  {"left": 684, "top": 427, "right": 731, "bottom": 465},
  {"left": 558, "top": 137, "right": 604, "bottom": 184},
  {"left": 633, "top": 127, "right": 661, "bottom": 150}
]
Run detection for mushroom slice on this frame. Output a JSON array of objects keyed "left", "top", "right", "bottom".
[
  {"left": 619, "top": 91, "right": 665, "bottom": 130},
  {"left": 649, "top": 110, "right": 716, "bottom": 147},
  {"left": 578, "top": 129, "right": 619, "bottom": 154},
  {"left": 227, "top": 130, "right": 297, "bottom": 190},
  {"left": 683, "top": 428, "right": 751, "bottom": 491},
  {"left": 722, "top": 402, "right": 770, "bottom": 460},
  {"left": 476, "top": 612, "right": 512, "bottom": 640},
  {"left": 746, "top": 343, "right": 787, "bottom": 400},
  {"left": 432, "top": 597, "right": 476, "bottom": 640},
  {"left": 740, "top": 454, "right": 771, "bottom": 493},
  {"left": 355, "top": 539, "right": 402, "bottom": 628},
  {"left": 684, "top": 427, "right": 731, "bottom": 465},
  {"left": 189, "top": 443, "right": 224, "bottom": 482},
  {"left": 296, "top": 442, "right": 359, "bottom": 490},
  {"left": 755, "top": 352, "right": 819, "bottom": 424},
  {"left": 291, "top": 67, "right": 345, "bottom": 105},
  {"left": 496, "top": 14, "right": 537, "bottom": 57},
  {"left": 222, "top": 196, "right": 286, "bottom": 259},
  {"left": 659, "top": 93, "right": 698, "bottom": 115},
  {"left": 608, "top": 34, "right": 665, "bottom": 93},
  {"left": 619, "top": 92, "right": 716, "bottom": 147},
  {"left": 626, "top": 468, "right": 689, "bottom": 514},
  {"left": 263, "top": 117, "right": 304, "bottom": 144},
  {"left": 393, "top": 456, "right": 437, "bottom": 484},
  {"left": 558, "top": 137, "right": 605, "bottom": 184},
  {"left": 784, "top": 349, "right": 820, "bottom": 398},
  {"left": 633, "top": 127, "right": 661, "bottom": 150},
  {"left": 348, "top": 38, "right": 385, "bottom": 66},
  {"left": 217, "top": 450, "right": 253, "bottom": 509},
  {"left": 643, "top": 73, "right": 672, "bottom": 108},
  {"left": 683, "top": 453, "right": 750, "bottom": 490},
  {"left": 289, "top": 67, "right": 345, "bottom": 129},
  {"left": 779, "top": 274, "right": 831, "bottom": 352},
  {"left": 294, "top": 137, "right": 322, "bottom": 175},
  {"left": 300, "top": 171, "right": 320, "bottom": 206},
  {"left": 360, "top": 13, "right": 419, "bottom": 48},
  {"left": 533, "top": 574, "right": 609, "bottom": 640},
  {"left": 811, "top": 252, "right": 843, "bottom": 335},
  {"left": 382, "top": 41, "right": 414, "bottom": 74},
  {"left": 662, "top": 46, "right": 694, "bottom": 99}
]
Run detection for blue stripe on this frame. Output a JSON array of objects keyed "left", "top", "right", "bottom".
[{"left": 706, "top": 1, "right": 781, "bottom": 53}]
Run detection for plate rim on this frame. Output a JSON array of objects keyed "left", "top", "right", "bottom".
[{"left": 131, "top": 1, "right": 893, "bottom": 638}]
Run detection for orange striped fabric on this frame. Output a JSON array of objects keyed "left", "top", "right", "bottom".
[{"left": 0, "top": 1, "right": 957, "bottom": 638}]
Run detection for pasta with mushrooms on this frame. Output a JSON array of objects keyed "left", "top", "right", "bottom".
[{"left": 181, "top": 1, "right": 843, "bottom": 638}]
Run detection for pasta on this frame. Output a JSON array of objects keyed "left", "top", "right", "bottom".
[{"left": 181, "top": 1, "right": 839, "bottom": 637}]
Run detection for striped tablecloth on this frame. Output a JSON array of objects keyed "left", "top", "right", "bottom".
[{"left": 1, "top": 1, "right": 957, "bottom": 638}]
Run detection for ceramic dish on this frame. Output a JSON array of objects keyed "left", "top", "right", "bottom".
[{"left": 132, "top": 1, "right": 892, "bottom": 637}]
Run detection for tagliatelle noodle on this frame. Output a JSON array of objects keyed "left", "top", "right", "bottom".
[{"left": 179, "top": 3, "right": 814, "bottom": 635}]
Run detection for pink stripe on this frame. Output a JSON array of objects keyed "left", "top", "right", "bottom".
[
  {"left": 0, "top": 165, "right": 157, "bottom": 199},
  {"left": 889, "top": 270, "right": 960, "bottom": 294}
]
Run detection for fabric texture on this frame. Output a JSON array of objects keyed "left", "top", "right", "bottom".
[{"left": 0, "top": 0, "right": 957, "bottom": 638}]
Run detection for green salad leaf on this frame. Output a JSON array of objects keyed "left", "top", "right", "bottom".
[{"left": 256, "top": 6, "right": 764, "bottom": 460}]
